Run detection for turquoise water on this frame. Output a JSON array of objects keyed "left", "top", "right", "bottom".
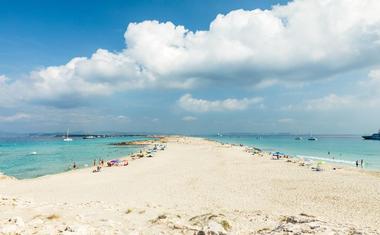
[
  {"left": 2, "top": 134, "right": 380, "bottom": 179},
  {"left": 206, "top": 135, "right": 380, "bottom": 170},
  {"left": 0, "top": 135, "right": 150, "bottom": 179}
]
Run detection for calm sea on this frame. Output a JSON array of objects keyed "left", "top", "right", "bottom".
[
  {"left": 206, "top": 135, "right": 380, "bottom": 170},
  {"left": 0, "top": 135, "right": 150, "bottom": 179},
  {"left": 2, "top": 134, "right": 380, "bottom": 179}
]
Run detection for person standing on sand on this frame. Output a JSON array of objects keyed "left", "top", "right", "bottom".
[{"left": 93, "top": 159, "right": 96, "bottom": 167}]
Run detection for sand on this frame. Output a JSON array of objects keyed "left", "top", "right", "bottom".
[{"left": 0, "top": 136, "right": 380, "bottom": 234}]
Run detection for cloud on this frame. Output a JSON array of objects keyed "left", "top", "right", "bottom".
[
  {"left": 304, "top": 94, "right": 355, "bottom": 111},
  {"left": 178, "top": 94, "right": 263, "bottom": 112},
  {"left": 182, "top": 116, "right": 197, "bottom": 122},
  {"left": 115, "top": 115, "right": 129, "bottom": 120},
  {"left": 151, "top": 118, "right": 159, "bottom": 122},
  {"left": 283, "top": 68, "right": 380, "bottom": 112},
  {"left": 0, "top": 113, "right": 31, "bottom": 122},
  {"left": 0, "top": 75, "right": 8, "bottom": 84},
  {"left": 360, "top": 69, "right": 380, "bottom": 92},
  {"left": 2, "top": 0, "right": 380, "bottom": 108},
  {"left": 277, "top": 118, "right": 294, "bottom": 123}
]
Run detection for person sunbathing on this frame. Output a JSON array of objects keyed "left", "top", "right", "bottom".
[{"left": 92, "top": 165, "right": 101, "bottom": 173}]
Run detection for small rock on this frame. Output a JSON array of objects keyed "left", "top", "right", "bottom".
[{"left": 64, "top": 226, "right": 75, "bottom": 232}]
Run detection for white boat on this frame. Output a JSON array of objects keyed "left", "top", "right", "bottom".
[
  {"left": 63, "top": 128, "right": 73, "bottom": 142},
  {"left": 307, "top": 132, "right": 318, "bottom": 141},
  {"left": 308, "top": 136, "right": 318, "bottom": 141},
  {"left": 83, "top": 135, "right": 95, "bottom": 139}
]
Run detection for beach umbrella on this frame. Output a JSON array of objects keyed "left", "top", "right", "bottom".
[{"left": 316, "top": 161, "right": 325, "bottom": 168}]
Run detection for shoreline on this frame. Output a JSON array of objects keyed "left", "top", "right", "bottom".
[
  {"left": 205, "top": 137, "right": 380, "bottom": 176},
  {"left": 1, "top": 135, "right": 380, "bottom": 181},
  {"left": 1, "top": 136, "right": 380, "bottom": 234},
  {"left": 0, "top": 136, "right": 167, "bottom": 181}
]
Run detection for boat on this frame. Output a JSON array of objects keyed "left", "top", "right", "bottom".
[
  {"left": 362, "top": 129, "right": 380, "bottom": 140},
  {"left": 63, "top": 128, "right": 73, "bottom": 142},
  {"left": 83, "top": 135, "right": 96, "bottom": 139},
  {"left": 307, "top": 131, "right": 318, "bottom": 141},
  {"left": 308, "top": 136, "right": 318, "bottom": 141},
  {"left": 295, "top": 136, "right": 303, "bottom": 140}
]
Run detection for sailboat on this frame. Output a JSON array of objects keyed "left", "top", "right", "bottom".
[
  {"left": 308, "top": 132, "right": 318, "bottom": 141},
  {"left": 63, "top": 128, "right": 73, "bottom": 142},
  {"left": 308, "top": 136, "right": 318, "bottom": 141}
]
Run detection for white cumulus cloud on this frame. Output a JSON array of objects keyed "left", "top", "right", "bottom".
[
  {"left": 2, "top": 0, "right": 380, "bottom": 108},
  {"left": 178, "top": 94, "right": 263, "bottom": 112}
]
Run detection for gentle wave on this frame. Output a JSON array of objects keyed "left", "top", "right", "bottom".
[{"left": 297, "top": 155, "right": 356, "bottom": 165}]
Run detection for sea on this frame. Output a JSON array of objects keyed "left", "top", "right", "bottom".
[
  {"left": 1, "top": 134, "right": 380, "bottom": 179},
  {"left": 206, "top": 134, "right": 380, "bottom": 170},
  {"left": 0, "top": 135, "right": 150, "bottom": 179}
]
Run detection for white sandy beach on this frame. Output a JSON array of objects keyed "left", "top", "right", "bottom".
[{"left": 1, "top": 136, "right": 380, "bottom": 234}]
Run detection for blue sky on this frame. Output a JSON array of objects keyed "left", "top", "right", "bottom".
[
  {"left": 1, "top": 0, "right": 380, "bottom": 134},
  {"left": 0, "top": 0, "right": 287, "bottom": 77}
]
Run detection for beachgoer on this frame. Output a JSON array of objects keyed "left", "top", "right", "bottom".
[
  {"left": 93, "top": 159, "right": 96, "bottom": 166},
  {"left": 360, "top": 159, "right": 364, "bottom": 167},
  {"left": 73, "top": 162, "right": 77, "bottom": 169},
  {"left": 92, "top": 165, "right": 101, "bottom": 173},
  {"left": 355, "top": 160, "right": 359, "bottom": 167}
]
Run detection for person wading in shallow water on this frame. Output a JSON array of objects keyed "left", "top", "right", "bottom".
[
  {"left": 360, "top": 159, "right": 364, "bottom": 168},
  {"left": 355, "top": 160, "right": 359, "bottom": 167}
]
